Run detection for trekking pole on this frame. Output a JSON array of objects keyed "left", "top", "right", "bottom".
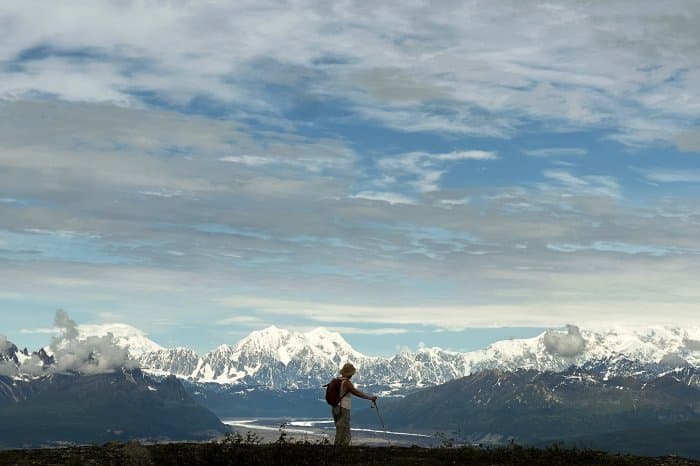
[{"left": 371, "top": 400, "right": 392, "bottom": 446}]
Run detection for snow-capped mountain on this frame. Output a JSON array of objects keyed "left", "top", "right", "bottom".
[
  {"left": 77, "top": 323, "right": 163, "bottom": 357},
  {"left": 0, "top": 337, "right": 19, "bottom": 365},
  {"left": 131, "top": 324, "right": 700, "bottom": 391},
  {"left": 0, "top": 337, "right": 35, "bottom": 378},
  {"left": 0, "top": 337, "right": 21, "bottom": 377},
  {"left": 16, "top": 322, "right": 700, "bottom": 391},
  {"left": 140, "top": 326, "right": 370, "bottom": 388},
  {"left": 138, "top": 347, "right": 200, "bottom": 378},
  {"left": 470, "top": 325, "right": 700, "bottom": 375}
]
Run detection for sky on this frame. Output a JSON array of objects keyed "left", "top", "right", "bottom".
[{"left": 1, "top": 1, "right": 699, "bottom": 355}]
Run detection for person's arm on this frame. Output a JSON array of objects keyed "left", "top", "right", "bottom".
[{"left": 344, "top": 380, "right": 377, "bottom": 401}]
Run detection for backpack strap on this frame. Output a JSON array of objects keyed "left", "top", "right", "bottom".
[{"left": 338, "top": 377, "right": 350, "bottom": 400}]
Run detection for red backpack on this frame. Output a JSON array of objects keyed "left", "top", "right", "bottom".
[{"left": 324, "top": 377, "right": 347, "bottom": 406}]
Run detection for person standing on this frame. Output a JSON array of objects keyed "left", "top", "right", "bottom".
[{"left": 331, "top": 363, "right": 377, "bottom": 447}]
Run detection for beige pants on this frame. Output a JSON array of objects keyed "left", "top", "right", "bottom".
[{"left": 332, "top": 405, "right": 351, "bottom": 446}]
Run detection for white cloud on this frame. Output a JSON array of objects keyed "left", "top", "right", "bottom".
[
  {"left": 219, "top": 155, "right": 274, "bottom": 166},
  {"left": 547, "top": 241, "right": 700, "bottom": 257},
  {"left": 270, "top": 325, "right": 409, "bottom": 335},
  {"left": 19, "top": 327, "right": 58, "bottom": 335},
  {"left": 544, "top": 170, "right": 588, "bottom": 186},
  {"left": 543, "top": 324, "right": 586, "bottom": 357},
  {"left": 375, "top": 150, "right": 498, "bottom": 194},
  {"left": 0, "top": 101, "right": 358, "bottom": 196},
  {"left": 12, "top": 310, "right": 138, "bottom": 377},
  {"left": 552, "top": 160, "right": 577, "bottom": 167},
  {"left": 331, "top": 327, "right": 409, "bottom": 335},
  {"left": 350, "top": 191, "right": 416, "bottom": 205},
  {"left": 0, "top": 83, "right": 699, "bottom": 335},
  {"left": 432, "top": 150, "right": 499, "bottom": 161},
  {"left": 1, "top": 1, "right": 698, "bottom": 142},
  {"left": 542, "top": 170, "right": 620, "bottom": 198},
  {"left": 137, "top": 190, "right": 183, "bottom": 198},
  {"left": 640, "top": 168, "right": 700, "bottom": 183},
  {"left": 437, "top": 197, "right": 470, "bottom": 207},
  {"left": 215, "top": 295, "right": 700, "bottom": 329},
  {"left": 49, "top": 309, "right": 137, "bottom": 375},
  {"left": 523, "top": 148, "right": 587, "bottom": 157},
  {"left": 216, "top": 315, "right": 268, "bottom": 326}
]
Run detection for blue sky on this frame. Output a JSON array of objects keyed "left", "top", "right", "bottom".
[{"left": 1, "top": 1, "right": 700, "bottom": 355}]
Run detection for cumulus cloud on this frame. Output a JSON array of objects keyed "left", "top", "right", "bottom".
[
  {"left": 18, "top": 354, "right": 45, "bottom": 377},
  {"left": 52, "top": 335, "right": 137, "bottom": 374},
  {"left": 0, "top": 334, "right": 13, "bottom": 353},
  {"left": 543, "top": 324, "right": 586, "bottom": 357},
  {"left": 52, "top": 309, "right": 79, "bottom": 342},
  {"left": 11, "top": 309, "right": 138, "bottom": 377},
  {"left": 48, "top": 309, "right": 137, "bottom": 375}
]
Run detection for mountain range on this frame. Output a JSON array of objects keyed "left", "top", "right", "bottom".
[
  {"left": 6, "top": 323, "right": 700, "bottom": 413},
  {"left": 4, "top": 321, "right": 700, "bottom": 455},
  {"left": 55, "top": 323, "right": 700, "bottom": 393}
]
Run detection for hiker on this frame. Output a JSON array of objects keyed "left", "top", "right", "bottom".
[{"left": 327, "top": 363, "right": 377, "bottom": 447}]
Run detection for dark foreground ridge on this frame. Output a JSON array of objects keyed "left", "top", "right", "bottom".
[{"left": 1, "top": 443, "right": 699, "bottom": 466}]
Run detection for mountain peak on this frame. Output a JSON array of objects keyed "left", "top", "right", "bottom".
[
  {"left": 78, "top": 323, "right": 164, "bottom": 357},
  {"left": 226, "top": 326, "right": 362, "bottom": 369},
  {"left": 236, "top": 326, "right": 355, "bottom": 351},
  {"left": 304, "top": 326, "right": 352, "bottom": 345},
  {"left": 236, "top": 326, "right": 291, "bottom": 348}
]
